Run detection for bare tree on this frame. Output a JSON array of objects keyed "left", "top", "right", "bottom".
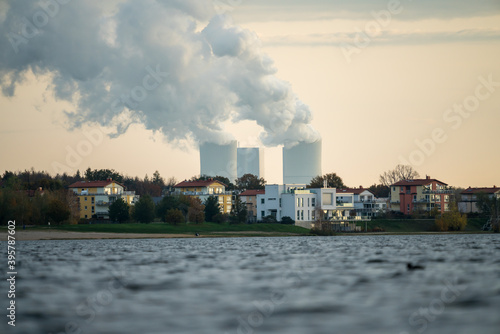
[{"left": 379, "top": 165, "right": 420, "bottom": 187}]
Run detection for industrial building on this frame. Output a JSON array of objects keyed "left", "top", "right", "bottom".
[
  {"left": 282, "top": 140, "right": 322, "bottom": 185},
  {"left": 200, "top": 139, "right": 321, "bottom": 185}
]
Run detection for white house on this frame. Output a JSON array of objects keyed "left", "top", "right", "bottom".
[{"left": 256, "top": 184, "right": 362, "bottom": 229}]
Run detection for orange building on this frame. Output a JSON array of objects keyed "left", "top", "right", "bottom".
[{"left": 390, "top": 176, "right": 453, "bottom": 215}]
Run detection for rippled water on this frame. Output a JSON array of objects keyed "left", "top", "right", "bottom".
[{"left": 1, "top": 234, "right": 500, "bottom": 334}]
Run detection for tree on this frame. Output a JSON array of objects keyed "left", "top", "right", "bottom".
[
  {"left": 47, "top": 197, "right": 70, "bottom": 225},
  {"left": 165, "top": 209, "right": 185, "bottom": 225},
  {"left": 235, "top": 174, "right": 266, "bottom": 190},
  {"left": 84, "top": 168, "right": 123, "bottom": 183},
  {"left": 368, "top": 184, "right": 390, "bottom": 198},
  {"left": 379, "top": 165, "right": 420, "bottom": 187},
  {"left": 156, "top": 195, "right": 180, "bottom": 220},
  {"left": 187, "top": 197, "right": 205, "bottom": 224},
  {"left": 477, "top": 192, "right": 500, "bottom": 232},
  {"left": 204, "top": 196, "right": 220, "bottom": 222},
  {"left": 435, "top": 203, "right": 467, "bottom": 231},
  {"left": 108, "top": 198, "right": 129, "bottom": 223},
  {"left": 308, "top": 173, "right": 346, "bottom": 189},
  {"left": 230, "top": 196, "right": 247, "bottom": 224},
  {"left": 152, "top": 170, "right": 165, "bottom": 186},
  {"left": 132, "top": 194, "right": 155, "bottom": 223}
]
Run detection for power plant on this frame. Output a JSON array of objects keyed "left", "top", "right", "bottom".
[
  {"left": 199, "top": 140, "right": 321, "bottom": 184},
  {"left": 283, "top": 140, "right": 322, "bottom": 185},
  {"left": 237, "top": 147, "right": 264, "bottom": 178}
]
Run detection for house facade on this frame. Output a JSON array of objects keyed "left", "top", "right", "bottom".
[
  {"left": 336, "top": 187, "right": 382, "bottom": 217},
  {"left": 256, "top": 184, "right": 362, "bottom": 229},
  {"left": 69, "top": 180, "right": 139, "bottom": 219},
  {"left": 458, "top": 186, "right": 500, "bottom": 213},
  {"left": 173, "top": 179, "right": 233, "bottom": 214},
  {"left": 390, "top": 176, "right": 452, "bottom": 214},
  {"left": 239, "top": 189, "right": 265, "bottom": 223}
]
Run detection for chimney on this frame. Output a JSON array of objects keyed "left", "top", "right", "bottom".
[
  {"left": 426, "top": 175, "right": 430, "bottom": 180},
  {"left": 359, "top": 185, "right": 362, "bottom": 189}
]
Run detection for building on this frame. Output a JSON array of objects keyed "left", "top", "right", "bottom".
[
  {"left": 256, "top": 184, "right": 364, "bottom": 229},
  {"left": 199, "top": 141, "right": 238, "bottom": 183},
  {"left": 390, "top": 176, "right": 453, "bottom": 215},
  {"left": 173, "top": 179, "right": 233, "bottom": 214},
  {"left": 458, "top": 186, "right": 500, "bottom": 213},
  {"left": 282, "top": 140, "right": 322, "bottom": 185},
  {"left": 336, "top": 187, "right": 379, "bottom": 217},
  {"left": 237, "top": 147, "right": 264, "bottom": 178},
  {"left": 239, "top": 189, "right": 265, "bottom": 222},
  {"left": 69, "top": 180, "right": 139, "bottom": 219}
]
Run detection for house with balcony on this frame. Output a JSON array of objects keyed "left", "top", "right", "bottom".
[
  {"left": 390, "top": 176, "right": 452, "bottom": 215},
  {"left": 458, "top": 186, "right": 500, "bottom": 213},
  {"left": 69, "top": 179, "right": 139, "bottom": 219},
  {"left": 239, "top": 189, "right": 265, "bottom": 223},
  {"left": 173, "top": 179, "right": 233, "bottom": 214},
  {"left": 336, "top": 187, "right": 383, "bottom": 217},
  {"left": 256, "top": 184, "right": 365, "bottom": 229}
]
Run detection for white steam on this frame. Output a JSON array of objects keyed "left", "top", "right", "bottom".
[{"left": 0, "top": 0, "right": 320, "bottom": 147}]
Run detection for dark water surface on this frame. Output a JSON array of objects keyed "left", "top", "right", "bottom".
[{"left": 1, "top": 234, "right": 500, "bottom": 334}]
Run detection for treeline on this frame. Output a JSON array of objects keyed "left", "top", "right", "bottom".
[{"left": 109, "top": 193, "right": 248, "bottom": 225}]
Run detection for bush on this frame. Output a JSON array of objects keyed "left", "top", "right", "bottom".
[
  {"left": 262, "top": 215, "right": 277, "bottom": 224},
  {"left": 213, "top": 213, "right": 229, "bottom": 224},
  {"left": 165, "top": 209, "right": 185, "bottom": 225},
  {"left": 280, "top": 216, "right": 295, "bottom": 225}
]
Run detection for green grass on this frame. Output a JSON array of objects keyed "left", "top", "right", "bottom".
[{"left": 53, "top": 222, "right": 310, "bottom": 235}]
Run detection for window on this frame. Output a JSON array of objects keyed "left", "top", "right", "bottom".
[
  {"left": 393, "top": 187, "right": 396, "bottom": 191},
  {"left": 261, "top": 211, "right": 265, "bottom": 217},
  {"left": 84, "top": 197, "right": 87, "bottom": 201},
  {"left": 297, "top": 198, "right": 300, "bottom": 207},
  {"left": 85, "top": 215, "right": 88, "bottom": 218},
  {"left": 91, "top": 197, "right": 94, "bottom": 204},
  {"left": 312, "top": 198, "right": 315, "bottom": 206},
  {"left": 261, "top": 198, "right": 265, "bottom": 204},
  {"left": 407, "top": 204, "right": 410, "bottom": 212},
  {"left": 308, "top": 210, "right": 310, "bottom": 220},
  {"left": 307, "top": 198, "right": 310, "bottom": 207},
  {"left": 84, "top": 206, "right": 87, "bottom": 210},
  {"left": 91, "top": 206, "right": 95, "bottom": 213},
  {"left": 312, "top": 211, "right": 316, "bottom": 220},
  {"left": 301, "top": 210, "right": 304, "bottom": 220},
  {"left": 279, "top": 199, "right": 281, "bottom": 207},
  {"left": 297, "top": 210, "right": 300, "bottom": 220}
]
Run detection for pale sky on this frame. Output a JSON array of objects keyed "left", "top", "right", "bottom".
[{"left": 1, "top": 0, "right": 499, "bottom": 188}]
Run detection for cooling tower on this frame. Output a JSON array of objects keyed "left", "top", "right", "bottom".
[
  {"left": 237, "top": 147, "right": 264, "bottom": 178},
  {"left": 283, "top": 140, "right": 322, "bottom": 185},
  {"left": 200, "top": 141, "right": 237, "bottom": 182}
]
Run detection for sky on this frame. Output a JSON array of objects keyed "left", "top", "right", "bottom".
[{"left": 0, "top": 0, "right": 499, "bottom": 188}]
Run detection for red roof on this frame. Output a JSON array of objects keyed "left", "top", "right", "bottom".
[
  {"left": 461, "top": 187, "right": 499, "bottom": 195},
  {"left": 239, "top": 189, "right": 265, "bottom": 196},
  {"left": 68, "top": 180, "right": 124, "bottom": 188},
  {"left": 174, "top": 180, "right": 226, "bottom": 188},
  {"left": 391, "top": 178, "right": 447, "bottom": 186},
  {"left": 336, "top": 188, "right": 373, "bottom": 195}
]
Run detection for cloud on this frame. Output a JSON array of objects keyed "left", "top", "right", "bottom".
[
  {"left": 232, "top": 0, "right": 500, "bottom": 22},
  {"left": 0, "top": 0, "right": 320, "bottom": 148}
]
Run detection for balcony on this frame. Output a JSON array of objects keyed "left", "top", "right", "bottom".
[
  {"left": 331, "top": 216, "right": 371, "bottom": 221},
  {"left": 336, "top": 202, "right": 354, "bottom": 207},
  {"left": 422, "top": 189, "right": 454, "bottom": 194}
]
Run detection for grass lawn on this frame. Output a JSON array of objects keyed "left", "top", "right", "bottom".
[{"left": 53, "top": 222, "right": 310, "bottom": 235}]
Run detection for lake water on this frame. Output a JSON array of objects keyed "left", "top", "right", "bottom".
[{"left": 1, "top": 234, "right": 500, "bottom": 334}]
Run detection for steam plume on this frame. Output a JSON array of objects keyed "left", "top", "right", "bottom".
[{"left": 0, "top": 0, "right": 320, "bottom": 147}]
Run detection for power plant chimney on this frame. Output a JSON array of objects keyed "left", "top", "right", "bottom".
[
  {"left": 282, "top": 139, "right": 322, "bottom": 185},
  {"left": 199, "top": 141, "right": 237, "bottom": 182}
]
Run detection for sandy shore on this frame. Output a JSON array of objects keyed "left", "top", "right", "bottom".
[{"left": 1, "top": 230, "right": 195, "bottom": 241}]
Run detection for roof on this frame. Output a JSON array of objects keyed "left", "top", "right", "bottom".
[
  {"left": 174, "top": 179, "right": 226, "bottom": 188},
  {"left": 461, "top": 187, "right": 499, "bottom": 195},
  {"left": 68, "top": 180, "right": 124, "bottom": 188},
  {"left": 391, "top": 178, "right": 447, "bottom": 187},
  {"left": 336, "top": 188, "right": 373, "bottom": 195},
  {"left": 239, "top": 189, "right": 265, "bottom": 196}
]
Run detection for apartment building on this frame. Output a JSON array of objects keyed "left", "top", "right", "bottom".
[
  {"left": 173, "top": 179, "right": 233, "bottom": 213},
  {"left": 458, "top": 186, "right": 500, "bottom": 213}
]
